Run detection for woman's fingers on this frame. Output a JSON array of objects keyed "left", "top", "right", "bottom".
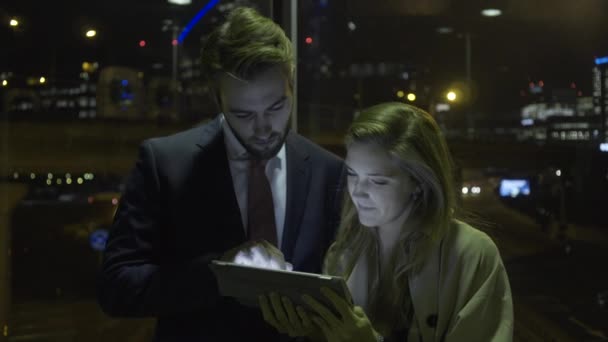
[
  {"left": 302, "top": 294, "right": 342, "bottom": 329},
  {"left": 282, "top": 296, "right": 304, "bottom": 332},
  {"left": 259, "top": 295, "right": 286, "bottom": 333},
  {"left": 311, "top": 316, "right": 334, "bottom": 341},
  {"left": 296, "top": 306, "right": 313, "bottom": 329},
  {"left": 320, "top": 287, "right": 353, "bottom": 322}
]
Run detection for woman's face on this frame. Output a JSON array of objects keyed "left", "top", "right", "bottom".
[{"left": 345, "top": 141, "right": 418, "bottom": 230}]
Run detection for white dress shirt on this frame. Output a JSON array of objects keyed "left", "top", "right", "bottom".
[{"left": 220, "top": 115, "right": 287, "bottom": 249}]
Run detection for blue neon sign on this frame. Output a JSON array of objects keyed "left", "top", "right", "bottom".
[
  {"left": 596, "top": 56, "right": 608, "bottom": 65},
  {"left": 177, "top": 0, "right": 220, "bottom": 44}
]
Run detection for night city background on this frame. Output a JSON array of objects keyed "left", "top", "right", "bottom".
[{"left": 1, "top": 0, "right": 608, "bottom": 340}]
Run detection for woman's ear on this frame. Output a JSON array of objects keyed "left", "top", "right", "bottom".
[{"left": 411, "top": 185, "right": 423, "bottom": 201}]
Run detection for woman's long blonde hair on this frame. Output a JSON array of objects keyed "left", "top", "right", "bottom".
[{"left": 323, "top": 102, "right": 459, "bottom": 333}]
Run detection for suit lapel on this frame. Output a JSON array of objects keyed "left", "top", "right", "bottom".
[
  {"left": 195, "top": 117, "right": 246, "bottom": 247},
  {"left": 281, "top": 133, "right": 311, "bottom": 262}
]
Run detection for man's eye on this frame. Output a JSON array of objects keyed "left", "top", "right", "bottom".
[{"left": 234, "top": 113, "right": 252, "bottom": 119}]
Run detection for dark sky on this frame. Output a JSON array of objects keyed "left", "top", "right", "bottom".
[{"left": 2, "top": 0, "right": 608, "bottom": 114}]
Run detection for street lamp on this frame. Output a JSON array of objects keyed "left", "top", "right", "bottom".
[
  {"left": 407, "top": 93, "right": 416, "bottom": 102},
  {"left": 85, "top": 30, "right": 97, "bottom": 38},
  {"left": 9, "top": 18, "right": 19, "bottom": 27},
  {"left": 167, "top": 0, "right": 191, "bottom": 4},
  {"left": 447, "top": 91, "right": 457, "bottom": 102},
  {"left": 481, "top": 8, "right": 502, "bottom": 17}
]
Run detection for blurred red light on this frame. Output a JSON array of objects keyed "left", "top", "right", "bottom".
[
  {"left": 88, "top": 196, "right": 94, "bottom": 204},
  {"left": 139, "top": 40, "right": 146, "bottom": 47},
  {"left": 571, "top": 82, "right": 576, "bottom": 89},
  {"left": 305, "top": 37, "right": 313, "bottom": 44},
  {"left": 172, "top": 39, "right": 178, "bottom": 46}
]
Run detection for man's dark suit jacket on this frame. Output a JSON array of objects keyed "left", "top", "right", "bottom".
[{"left": 97, "top": 116, "right": 344, "bottom": 341}]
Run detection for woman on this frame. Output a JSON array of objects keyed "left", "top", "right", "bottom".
[{"left": 260, "top": 102, "right": 513, "bottom": 341}]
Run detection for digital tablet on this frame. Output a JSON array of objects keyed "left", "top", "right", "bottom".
[{"left": 210, "top": 260, "right": 353, "bottom": 311}]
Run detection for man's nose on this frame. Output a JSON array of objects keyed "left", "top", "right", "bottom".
[{"left": 253, "top": 113, "right": 272, "bottom": 136}]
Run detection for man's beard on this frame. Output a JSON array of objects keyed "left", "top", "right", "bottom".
[{"left": 227, "top": 118, "right": 291, "bottom": 160}]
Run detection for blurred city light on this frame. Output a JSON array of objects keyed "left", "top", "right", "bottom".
[
  {"left": 521, "top": 118, "right": 534, "bottom": 126},
  {"left": 1, "top": 80, "right": 7, "bottom": 87},
  {"left": 305, "top": 37, "right": 313, "bottom": 44},
  {"left": 595, "top": 56, "right": 608, "bottom": 65},
  {"left": 436, "top": 27, "right": 454, "bottom": 34},
  {"left": 462, "top": 187, "right": 469, "bottom": 195},
  {"left": 85, "top": 30, "right": 97, "bottom": 38},
  {"left": 556, "top": 169, "right": 562, "bottom": 177},
  {"left": 30, "top": 173, "right": 35, "bottom": 179},
  {"left": 436, "top": 103, "right": 450, "bottom": 112},
  {"left": 77, "top": 177, "right": 84, "bottom": 184},
  {"left": 9, "top": 19, "right": 19, "bottom": 27},
  {"left": 171, "top": 39, "right": 178, "bottom": 46},
  {"left": 446, "top": 91, "right": 457, "bottom": 101},
  {"left": 39, "top": 76, "right": 46, "bottom": 84},
  {"left": 396, "top": 90, "right": 405, "bottom": 98},
  {"left": 481, "top": 8, "right": 502, "bottom": 17},
  {"left": 600, "top": 143, "right": 608, "bottom": 152},
  {"left": 347, "top": 21, "right": 356, "bottom": 31},
  {"left": 139, "top": 40, "right": 146, "bottom": 47},
  {"left": 407, "top": 93, "right": 416, "bottom": 101},
  {"left": 168, "top": 0, "right": 192, "bottom": 4}
]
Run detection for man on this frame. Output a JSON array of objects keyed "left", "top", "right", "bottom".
[{"left": 97, "top": 7, "right": 344, "bottom": 341}]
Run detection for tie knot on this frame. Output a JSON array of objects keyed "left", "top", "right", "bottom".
[{"left": 250, "top": 159, "right": 268, "bottom": 169}]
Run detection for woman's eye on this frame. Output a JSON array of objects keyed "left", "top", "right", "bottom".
[
  {"left": 372, "top": 179, "right": 388, "bottom": 185},
  {"left": 269, "top": 101, "right": 285, "bottom": 111}
]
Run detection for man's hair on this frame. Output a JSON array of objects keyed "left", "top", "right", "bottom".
[{"left": 200, "top": 7, "right": 294, "bottom": 87}]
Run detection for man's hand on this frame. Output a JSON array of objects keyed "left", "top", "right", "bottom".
[{"left": 221, "top": 240, "right": 293, "bottom": 271}]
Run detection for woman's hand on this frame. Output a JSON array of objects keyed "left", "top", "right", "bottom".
[
  {"left": 259, "top": 293, "right": 322, "bottom": 339},
  {"left": 303, "top": 287, "right": 380, "bottom": 342}
]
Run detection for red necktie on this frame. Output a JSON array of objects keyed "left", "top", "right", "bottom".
[{"left": 247, "top": 159, "right": 278, "bottom": 246}]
